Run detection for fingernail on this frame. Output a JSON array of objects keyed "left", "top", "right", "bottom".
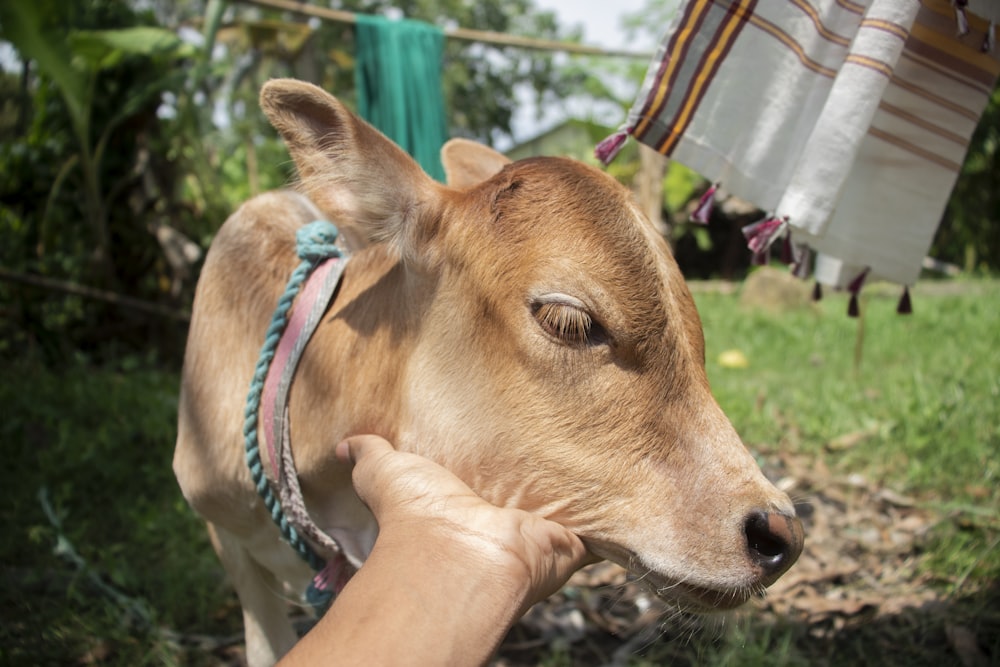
[{"left": 335, "top": 439, "right": 351, "bottom": 463}]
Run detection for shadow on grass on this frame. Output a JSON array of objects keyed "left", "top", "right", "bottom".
[
  {"left": 494, "top": 579, "right": 1000, "bottom": 667},
  {"left": 3, "top": 555, "right": 996, "bottom": 666}
]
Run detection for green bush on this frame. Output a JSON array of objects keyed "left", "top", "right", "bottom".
[{"left": 0, "top": 356, "right": 235, "bottom": 666}]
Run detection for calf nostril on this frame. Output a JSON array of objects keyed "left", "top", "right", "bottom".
[{"left": 744, "top": 510, "right": 804, "bottom": 582}]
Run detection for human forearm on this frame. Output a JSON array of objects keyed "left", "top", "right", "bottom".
[{"left": 280, "top": 529, "right": 530, "bottom": 666}]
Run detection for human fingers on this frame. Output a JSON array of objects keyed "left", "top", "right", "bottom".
[
  {"left": 518, "top": 515, "right": 594, "bottom": 608},
  {"left": 338, "top": 435, "right": 592, "bottom": 563},
  {"left": 338, "top": 435, "right": 594, "bottom": 609}
]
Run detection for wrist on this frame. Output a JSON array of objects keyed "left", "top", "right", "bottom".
[
  {"left": 359, "top": 525, "right": 531, "bottom": 663},
  {"left": 375, "top": 519, "right": 536, "bottom": 610}
]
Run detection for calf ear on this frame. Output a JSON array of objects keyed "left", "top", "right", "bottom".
[
  {"left": 441, "top": 138, "right": 511, "bottom": 189},
  {"left": 260, "top": 78, "right": 442, "bottom": 256}
]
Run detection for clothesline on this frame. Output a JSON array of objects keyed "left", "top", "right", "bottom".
[{"left": 234, "top": 0, "right": 654, "bottom": 59}]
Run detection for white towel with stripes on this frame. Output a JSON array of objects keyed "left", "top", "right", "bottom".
[{"left": 600, "top": 0, "right": 999, "bottom": 290}]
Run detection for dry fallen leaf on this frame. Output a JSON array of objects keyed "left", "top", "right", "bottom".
[{"left": 718, "top": 349, "right": 749, "bottom": 368}]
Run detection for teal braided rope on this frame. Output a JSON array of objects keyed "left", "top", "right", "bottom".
[{"left": 243, "top": 220, "right": 342, "bottom": 573}]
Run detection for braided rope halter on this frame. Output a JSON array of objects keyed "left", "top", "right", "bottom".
[{"left": 242, "top": 220, "right": 353, "bottom": 611}]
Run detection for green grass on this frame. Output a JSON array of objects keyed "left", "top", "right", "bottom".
[
  {"left": 701, "top": 280, "right": 1000, "bottom": 581},
  {"left": 651, "top": 278, "right": 1000, "bottom": 666},
  {"left": 0, "top": 356, "right": 238, "bottom": 666},
  {"left": 699, "top": 280, "right": 999, "bottom": 510},
  {"left": 1, "top": 279, "right": 997, "bottom": 665}
]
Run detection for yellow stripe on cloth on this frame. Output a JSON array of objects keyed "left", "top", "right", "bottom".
[
  {"left": 657, "top": 0, "right": 756, "bottom": 154},
  {"left": 632, "top": 0, "right": 714, "bottom": 138}
]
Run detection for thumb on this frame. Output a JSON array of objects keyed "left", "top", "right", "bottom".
[
  {"left": 336, "top": 434, "right": 400, "bottom": 516},
  {"left": 336, "top": 433, "right": 395, "bottom": 465}
]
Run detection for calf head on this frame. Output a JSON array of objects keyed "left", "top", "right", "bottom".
[{"left": 262, "top": 79, "right": 802, "bottom": 611}]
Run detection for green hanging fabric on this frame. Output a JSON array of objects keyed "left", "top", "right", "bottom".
[{"left": 354, "top": 14, "right": 447, "bottom": 182}]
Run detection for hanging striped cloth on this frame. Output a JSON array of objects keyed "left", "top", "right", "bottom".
[{"left": 599, "top": 0, "right": 1000, "bottom": 304}]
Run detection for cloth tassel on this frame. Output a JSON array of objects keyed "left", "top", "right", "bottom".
[
  {"left": 690, "top": 182, "right": 719, "bottom": 224},
  {"left": 742, "top": 215, "right": 788, "bottom": 255},
  {"left": 848, "top": 293, "right": 860, "bottom": 318},
  {"left": 779, "top": 235, "right": 794, "bottom": 264},
  {"left": 752, "top": 248, "right": 770, "bottom": 266},
  {"left": 595, "top": 130, "right": 629, "bottom": 165},
  {"left": 897, "top": 286, "right": 913, "bottom": 314},
  {"left": 847, "top": 266, "right": 871, "bottom": 294},
  {"left": 792, "top": 244, "right": 812, "bottom": 279},
  {"left": 306, "top": 579, "right": 334, "bottom": 611},
  {"left": 812, "top": 281, "right": 823, "bottom": 301},
  {"left": 846, "top": 267, "right": 870, "bottom": 318},
  {"left": 954, "top": 1, "right": 970, "bottom": 36},
  {"left": 984, "top": 21, "right": 996, "bottom": 53},
  {"left": 306, "top": 556, "right": 354, "bottom": 612}
]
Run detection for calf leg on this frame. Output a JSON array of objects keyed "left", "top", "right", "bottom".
[{"left": 208, "top": 522, "right": 298, "bottom": 667}]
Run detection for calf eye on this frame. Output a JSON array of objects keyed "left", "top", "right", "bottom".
[{"left": 531, "top": 297, "right": 606, "bottom": 346}]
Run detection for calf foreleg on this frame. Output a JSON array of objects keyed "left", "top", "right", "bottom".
[{"left": 207, "top": 522, "right": 299, "bottom": 667}]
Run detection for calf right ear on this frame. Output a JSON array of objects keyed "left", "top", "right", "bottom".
[
  {"left": 441, "top": 138, "right": 511, "bottom": 189},
  {"left": 260, "top": 78, "right": 443, "bottom": 256}
]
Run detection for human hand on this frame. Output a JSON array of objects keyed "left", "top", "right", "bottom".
[
  {"left": 279, "top": 436, "right": 592, "bottom": 666},
  {"left": 337, "top": 434, "right": 592, "bottom": 614}
]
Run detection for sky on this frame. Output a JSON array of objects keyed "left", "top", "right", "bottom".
[
  {"left": 533, "top": 0, "right": 654, "bottom": 52},
  {"left": 503, "top": 0, "right": 662, "bottom": 148}
]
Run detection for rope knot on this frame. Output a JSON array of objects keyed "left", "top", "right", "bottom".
[{"left": 296, "top": 220, "right": 341, "bottom": 263}]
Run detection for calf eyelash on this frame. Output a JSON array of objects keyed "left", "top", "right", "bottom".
[{"left": 533, "top": 301, "right": 593, "bottom": 345}]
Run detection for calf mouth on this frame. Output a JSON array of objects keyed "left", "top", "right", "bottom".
[
  {"left": 635, "top": 573, "right": 765, "bottom": 613},
  {"left": 581, "top": 567, "right": 753, "bottom": 615},
  {"left": 589, "top": 544, "right": 772, "bottom": 614}
]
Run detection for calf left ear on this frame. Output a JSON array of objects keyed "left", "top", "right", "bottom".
[{"left": 260, "top": 78, "right": 444, "bottom": 259}]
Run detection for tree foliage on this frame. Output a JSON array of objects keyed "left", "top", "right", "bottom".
[
  {"left": 0, "top": 0, "right": 586, "bottom": 362},
  {"left": 0, "top": 0, "right": 202, "bottom": 360},
  {"left": 937, "top": 84, "right": 1000, "bottom": 274}
]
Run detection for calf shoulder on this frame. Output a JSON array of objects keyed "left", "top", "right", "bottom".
[{"left": 173, "top": 191, "right": 322, "bottom": 534}]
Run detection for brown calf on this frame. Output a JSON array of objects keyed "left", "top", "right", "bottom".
[{"left": 173, "top": 79, "right": 803, "bottom": 666}]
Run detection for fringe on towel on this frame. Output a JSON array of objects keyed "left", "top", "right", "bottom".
[
  {"left": 897, "top": 286, "right": 913, "bottom": 315},
  {"left": 690, "top": 182, "right": 719, "bottom": 224},
  {"left": 742, "top": 215, "right": 789, "bottom": 265},
  {"left": 953, "top": 0, "right": 970, "bottom": 36},
  {"left": 595, "top": 128, "right": 630, "bottom": 165},
  {"left": 847, "top": 267, "right": 871, "bottom": 318}
]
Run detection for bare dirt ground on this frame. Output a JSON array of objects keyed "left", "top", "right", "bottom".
[{"left": 490, "top": 449, "right": 998, "bottom": 666}]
